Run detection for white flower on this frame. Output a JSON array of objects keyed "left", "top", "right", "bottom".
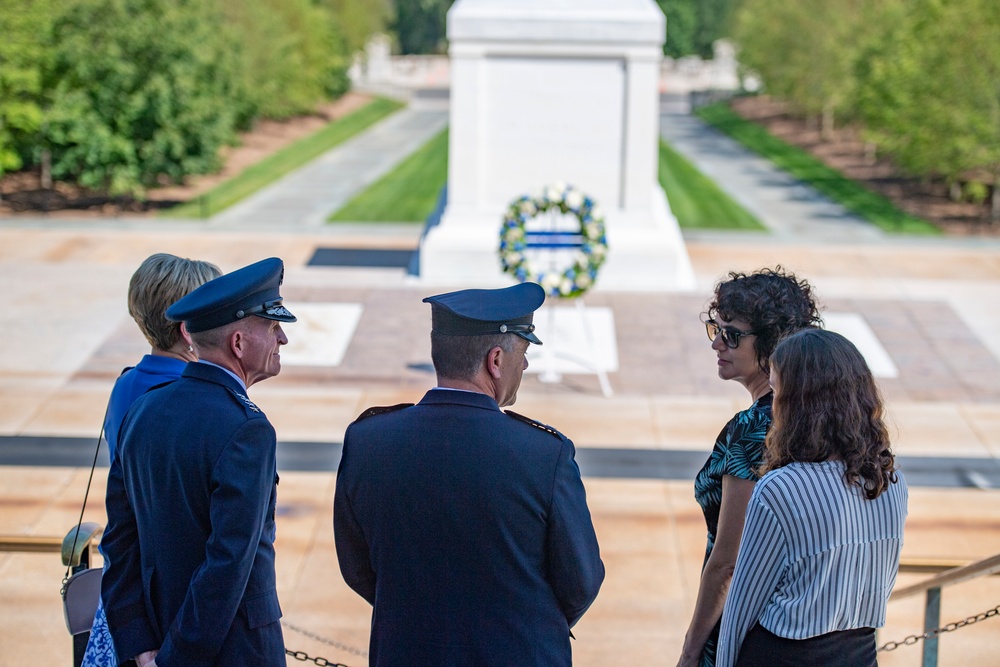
[
  {"left": 575, "top": 273, "right": 592, "bottom": 289},
  {"left": 541, "top": 272, "right": 561, "bottom": 293},
  {"left": 545, "top": 185, "right": 562, "bottom": 203},
  {"left": 559, "top": 278, "right": 573, "bottom": 295},
  {"left": 591, "top": 206, "right": 604, "bottom": 221},
  {"left": 519, "top": 200, "right": 537, "bottom": 216},
  {"left": 565, "top": 189, "right": 583, "bottom": 210},
  {"left": 504, "top": 251, "right": 522, "bottom": 265},
  {"left": 504, "top": 227, "right": 524, "bottom": 242}
]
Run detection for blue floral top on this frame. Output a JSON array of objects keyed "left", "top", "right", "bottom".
[{"left": 691, "top": 391, "right": 773, "bottom": 667}]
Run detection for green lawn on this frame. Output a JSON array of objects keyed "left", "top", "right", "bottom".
[
  {"left": 160, "top": 96, "right": 405, "bottom": 219},
  {"left": 328, "top": 127, "right": 449, "bottom": 222},
  {"left": 329, "top": 128, "right": 763, "bottom": 230},
  {"left": 695, "top": 102, "right": 941, "bottom": 235},
  {"left": 658, "top": 139, "right": 766, "bottom": 230}
]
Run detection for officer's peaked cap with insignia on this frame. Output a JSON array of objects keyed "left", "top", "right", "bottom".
[
  {"left": 166, "top": 257, "right": 297, "bottom": 333},
  {"left": 423, "top": 282, "right": 545, "bottom": 345}
]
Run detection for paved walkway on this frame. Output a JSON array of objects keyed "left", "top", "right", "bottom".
[
  {"left": 2, "top": 93, "right": 1000, "bottom": 666},
  {"left": 210, "top": 104, "right": 448, "bottom": 228},
  {"left": 659, "top": 94, "right": 884, "bottom": 240}
]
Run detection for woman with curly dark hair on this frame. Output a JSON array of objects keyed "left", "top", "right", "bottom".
[
  {"left": 716, "top": 329, "right": 908, "bottom": 667},
  {"left": 678, "top": 267, "right": 822, "bottom": 667}
]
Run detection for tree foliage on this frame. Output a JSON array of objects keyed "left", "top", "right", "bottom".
[
  {"left": 657, "top": 0, "right": 736, "bottom": 58},
  {"left": 732, "top": 0, "right": 1000, "bottom": 219},
  {"left": 41, "top": 0, "right": 244, "bottom": 196},
  {"left": 0, "top": 0, "right": 52, "bottom": 177},
  {"left": 218, "top": 0, "right": 351, "bottom": 124},
  {"left": 322, "top": 0, "right": 392, "bottom": 54},
  {"left": 693, "top": 0, "right": 736, "bottom": 59},
  {"left": 733, "top": 0, "right": 880, "bottom": 134},
  {"left": 0, "top": 0, "right": 359, "bottom": 198},
  {"left": 855, "top": 0, "right": 1000, "bottom": 189},
  {"left": 659, "top": 0, "right": 697, "bottom": 59},
  {"left": 391, "top": 0, "right": 452, "bottom": 55}
]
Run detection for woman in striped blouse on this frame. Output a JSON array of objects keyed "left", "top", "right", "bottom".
[{"left": 717, "top": 329, "right": 908, "bottom": 667}]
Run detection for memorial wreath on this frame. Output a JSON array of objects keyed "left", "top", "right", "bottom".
[{"left": 499, "top": 184, "right": 608, "bottom": 298}]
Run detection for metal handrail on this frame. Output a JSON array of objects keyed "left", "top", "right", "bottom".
[
  {"left": 0, "top": 535, "right": 63, "bottom": 553},
  {"left": 0, "top": 524, "right": 104, "bottom": 561},
  {"left": 893, "top": 553, "right": 1000, "bottom": 601},
  {"left": 889, "top": 551, "right": 1000, "bottom": 667},
  {"left": 897, "top": 558, "right": 975, "bottom": 575}
]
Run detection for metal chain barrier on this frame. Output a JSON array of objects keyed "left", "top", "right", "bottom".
[
  {"left": 284, "top": 648, "right": 350, "bottom": 666},
  {"left": 877, "top": 604, "right": 1000, "bottom": 652},
  {"left": 282, "top": 619, "right": 368, "bottom": 666}
]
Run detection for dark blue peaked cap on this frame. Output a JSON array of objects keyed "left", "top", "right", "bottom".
[
  {"left": 423, "top": 282, "right": 545, "bottom": 345},
  {"left": 166, "top": 257, "right": 297, "bottom": 333}
]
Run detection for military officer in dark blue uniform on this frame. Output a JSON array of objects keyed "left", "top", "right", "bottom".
[
  {"left": 334, "top": 282, "right": 605, "bottom": 666},
  {"left": 101, "top": 257, "right": 296, "bottom": 667}
]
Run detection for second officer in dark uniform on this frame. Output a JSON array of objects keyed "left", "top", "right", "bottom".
[{"left": 334, "top": 282, "right": 605, "bottom": 666}]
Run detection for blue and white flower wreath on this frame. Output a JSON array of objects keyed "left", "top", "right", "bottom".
[{"left": 499, "top": 183, "right": 608, "bottom": 298}]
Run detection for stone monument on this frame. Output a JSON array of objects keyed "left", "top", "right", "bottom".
[{"left": 419, "top": 0, "right": 694, "bottom": 290}]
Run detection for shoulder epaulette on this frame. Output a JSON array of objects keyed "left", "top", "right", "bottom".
[
  {"left": 504, "top": 410, "right": 566, "bottom": 440},
  {"left": 231, "top": 389, "right": 262, "bottom": 414},
  {"left": 355, "top": 403, "right": 414, "bottom": 422}
]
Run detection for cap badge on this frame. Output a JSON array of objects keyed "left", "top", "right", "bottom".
[{"left": 265, "top": 304, "right": 294, "bottom": 319}]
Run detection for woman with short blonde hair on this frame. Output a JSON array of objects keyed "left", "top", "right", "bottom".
[
  {"left": 127, "top": 253, "right": 222, "bottom": 353},
  {"left": 82, "top": 253, "right": 220, "bottom": 667}
]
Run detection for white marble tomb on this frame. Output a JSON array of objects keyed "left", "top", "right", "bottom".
[{"left": 419, "top": 0, "right": 695, "bottom": 291}]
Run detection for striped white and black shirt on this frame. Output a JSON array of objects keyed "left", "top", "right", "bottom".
[{"left": 716, "top": 460, "right": 908, "bottom": 667}]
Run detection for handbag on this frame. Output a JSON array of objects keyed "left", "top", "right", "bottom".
[
  {"left": 60, "top": 402, "right": 111, "bottom": 635},
  {"left": 62, "top": 567, "right": 103, "bottom": 635}
]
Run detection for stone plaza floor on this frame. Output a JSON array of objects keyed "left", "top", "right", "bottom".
[{"left": 2, "top": 221, "right": 1000, "bottom": 665}]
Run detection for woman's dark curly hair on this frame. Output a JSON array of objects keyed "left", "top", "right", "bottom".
[
  {"left": 707, "top": 266, "right": 822, "bottom": 374},
  {"left": 763, "top": 329, "right": 897, "bottom": 500}
]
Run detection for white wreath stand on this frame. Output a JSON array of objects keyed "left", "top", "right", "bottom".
[
  {"left": 527, "top": 205, "right": 613, "bottom": 398},
  {"left": 535, "top": 299, "right": 614, "bottom": 398}
]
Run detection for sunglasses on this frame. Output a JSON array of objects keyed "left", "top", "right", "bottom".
[{"left": 704, "top": 319, "right": 756, "bottom": 349}]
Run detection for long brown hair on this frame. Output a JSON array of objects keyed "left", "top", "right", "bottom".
[{"left": 762, "top": 329, "right": 897, "bottom": 499}]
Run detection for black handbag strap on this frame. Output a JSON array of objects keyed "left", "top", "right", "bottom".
[
  {"left": 62, "top": 400, "right": 110, "bottom": 588},
  {"left": 62, "top": 365, "right": 132, "bottom": 588}
]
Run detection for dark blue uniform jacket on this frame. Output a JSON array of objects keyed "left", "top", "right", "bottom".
[
  {"left": 334, "top": 389, "right": 605, "bottom": 666},
  {"left": 101, "top": 362, "right": 284, "bottom": 667}
]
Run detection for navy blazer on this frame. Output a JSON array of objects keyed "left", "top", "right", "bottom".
[
  {"left": 101, "top": 362, "right": 284, "bottom": 667},
  {"left": 334, "top": 389, "right": 605, "bottom": 666}
]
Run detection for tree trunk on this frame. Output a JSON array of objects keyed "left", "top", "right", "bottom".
[
  {"left": 41, "top": 149, "right": 52, "bottom": 190},
  {"left": 949, "top": 181, "right": 962, "bottom": 202},
  {"left": 864, "top": 142, "right": 877, "bottom": 165},
  {"left": 821, "top": 103, "right": 834, "bottom": 142},
  {"left": 992, "top": 167, "right": 1000, "bottom": 225}
]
